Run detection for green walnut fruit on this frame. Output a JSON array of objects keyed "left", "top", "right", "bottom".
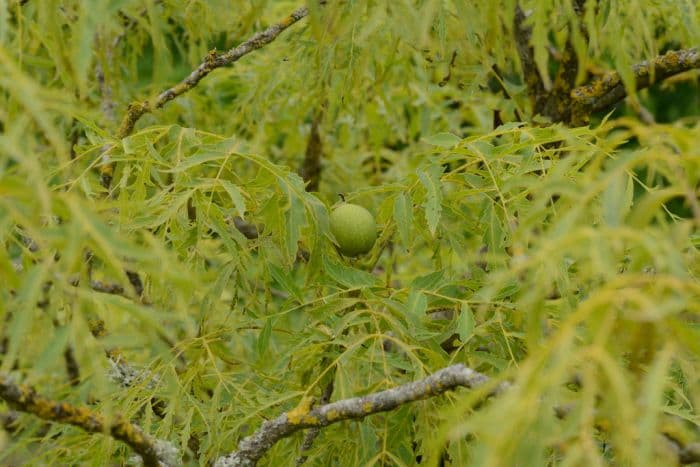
[{"left": 330, "top": 203, "right": 377, "bottom": 257}]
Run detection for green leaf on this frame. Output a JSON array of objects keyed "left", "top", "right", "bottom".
[
  {"left": 531, "top": 4, "right": 552, "bottom": 91},
  {"left": 87, "top": 292, "right": 176, "bottom": 344},
  {"left": 285, "top": 194, "right": 305, "bottom": 264},
  {"left": 402, "top": 289, "right": 427, "bottom": 334},
  {"left": 406, "top": 289, "right": 427, "bottom": 319},
  {"left": 200, "top": 261, "right": 237, "bottom": 318},
  {"left": 0, "top": 1, "right": 7, "bottom": 44},
  {"left": 494, "top": 280, "right": 520, "bottom": 300},
  {"left": 495, "top": 122, "right": 525, "bottom": 131},
  {"left": 323, "top": 256, "right": 380, "bottom": 289},
  {"left": 219, "top": 180, "right": 247, "bottom": 218},
  {"left": 456, "top": 303, "right": 475, "bottom": 342},
  {"left": 418, "top": 164, "right": 444, "bottom": 235},
  {"left": 393, "top": 192, "right": 413, "bottom": 250},
  {"left": 71, "top": 1, "right": 106, "bottom": 96},
  {"left": 269, "top": 263, "right": 303, "bottom": 302},
  {"left": 256, "top": 317, "right": 273, "bottom": 358},
  {"left": 483, "top": 202, "right": 505, "bottom": 250},
  {"left": 167, "top": 151, "right": 228, "bottom": 173},
  {"left": 424, "top": 132, "right": 461, "bottom": 148},
  {"left": 601, "top": 171, "right": 633, "bottom": 226},
  {"left": 626, "top": 188, "right": 684, "bottom": 228},
  {"left": 637, "top": 347, "right": 673, "bottom": 465},
  {"left": 411, "top": 270, "right": 445, "bottom": 291},
  {"left": 33, "top": 325, "right": 71, "bottom": 375},
  {"left": 2, "top": 261, "right": 49, "bottom": 373}
]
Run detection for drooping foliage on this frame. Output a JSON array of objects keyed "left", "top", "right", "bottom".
[{"left": 1, "top": 1, "right": 699, "bottom": 465}]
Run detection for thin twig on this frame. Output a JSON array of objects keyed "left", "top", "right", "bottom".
[
  {"left": 625, "top": 96, "right": 656, "bottom": 124},
  {"left": 490, "top": 64, "right": 524, "bottom": 121},
  {"left": 438, "top": 50, "right": 458, "bottom": 87},
  {"left": 214, "top": 364, "right": 507, "bottom": 467}
]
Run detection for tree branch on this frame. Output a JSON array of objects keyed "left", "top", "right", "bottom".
[
  {"left": 232, "top": 216, "right": 262, "bottom": 240},
  {"left": 294, "top": 379, "right": 334, "bottom": 466},
  {"left": 299, "top": 106, "right": 325, "bottom": 192},
  {"left": 98, "top": 5, "right": 312, "bottom": 189},
  {"left": 230, "top": 215, "right": 310, "bottom": 262},
  {"left": 538, "top": 0, "right": 588, "bottom": 123},
  {"left": 571, "top": 48, "right": 700, "bottom": 124},
  {"left": 663, "top": 432, "right": 700, "bottom": 464},
  {"left": 115, "top": 6, "right": 309, "bottom": 140},
  {"left": 214, "top": 364, "right": 506, "bottom": 467},
  {"left": 513, "top": 4, "right": 547, "bottom": 113},
  {"left": 0, "top": 374, "right": 178, "bottom": 466},
  {"left": 678, "top": 443, "right": 700, "bottom": 464}
]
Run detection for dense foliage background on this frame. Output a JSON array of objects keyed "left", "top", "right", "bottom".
[{"left": 1, "top": 0, "right": 699, "bottom": 465}]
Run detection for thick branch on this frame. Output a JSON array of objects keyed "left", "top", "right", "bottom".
[
  {"left": 513, "top": 4, "right": 546, "bottom": 112},
  {"left": 571, "top": 48, "right": 700, "bottom": 123},
  {"left": 663, "top": 433, "right": 700, "bottom": 464},
  {"left": 0, "top": 374, "right": 178, "bottom": 466},
  {"left": 299, "top": 107, "right": 325, "bottom": 192},
  {"left": 295, "top": 379, "right": 334, "bottom": 466},
  {"left": 116, "top": 6, "right": 309, "bottom": 139},
  {"left": 214, "top": 364, "right": 505, "bottom": 467},
  {"left": 99, "top": 5, "right": 310, "bottom": 189},
  {"left": 538, "top": 1, "right": 588, "bottom": 122},
  {"left": 678, "top": 443, "right": 700, "bottom": 464}
]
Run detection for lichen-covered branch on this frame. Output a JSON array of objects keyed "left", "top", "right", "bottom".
[
  {"left": 0, "top": 374, "right": 178, "bottom": 466},
  {"left": 295, "top": 379, "right": 335, "bottom": 466},
  {"left": 511, "top": 5, "right": 700, "bottom": 127},
  {"left": 515, "top": 0, "right": 588, "bottom": 123},
  {"left": 97, "top": 6, "right": 311, "bottom": 189},
  {"left": 115, "top": 6, "right": 309, "bottom": 140},
  {"left": 214, "top": 364, "right": 505, "bottom": 467},
  {"left": 571, "top": 48, "right": 700, "bottom": 125},
  {"left": 0, "top": 410, "right": 19, "bottom": 431},
  {"left": 89, "top": 320, "right": 166, "bottom": 397}
]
